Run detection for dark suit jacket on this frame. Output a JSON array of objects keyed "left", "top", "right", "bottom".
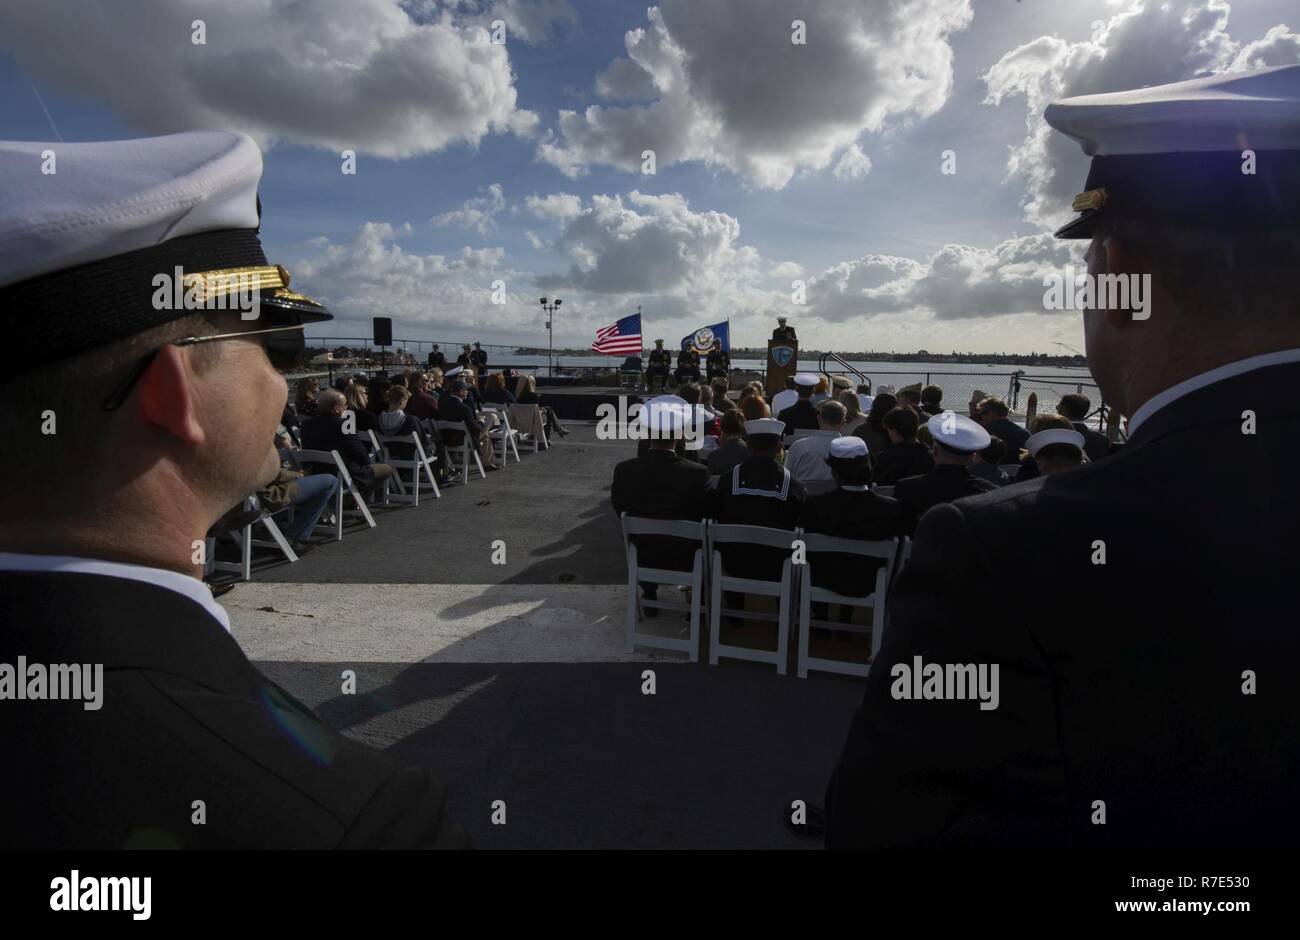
[
  {"left": 1071, "top": 421, "right": 1111, "bottom": 461},
  {"left": 0, "top": 571, "right": 467, "bottom": 849},
  {"left": 777, "top": 400, "right": 820, "bottom": 433},
  {"left": 872, "top": 440, "right": 934, "bottom": 485},
  {"left": 437, "top": 393, "right": 483, "bottom": 446},
  {"left": 706, "top": 439, "right": 749, "bottom": 476},
  {"left": 987, "top": 417, "right": 1030, "bottom": 456},
  {"left": 800, "top": 488, "right": 910, "bottom": 595},
  {"left": 300, "top": 414, "right": 378, "bottom": 488},
  {"left": 611, "top": 449, "right": 710, "bottom": 570},
  {"left": 825, "top": 360, "right": 1300, "bottom": 848}
]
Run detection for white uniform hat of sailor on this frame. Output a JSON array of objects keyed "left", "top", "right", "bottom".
[
  {"left": 445, "top": 365, "right": 464, "bottom": 378},
  {"left": 927, "top": 411, "right": 991, "bottom": 453},
  {"left": 745, "top": 417, "right": 785, "bottom": 438},
  {"left": 683, "top": 404, "right": 713, "bottom": 449},
  {"left": 641, "top": 399, "right": 692, "bottom": 437},
  {"left": 827, "top": 437, "right": 869, "bottom": 460},
  {"left": 1026, "top": 428, "right": 1085, "bottom": 457},
  {"left": 793, "top": 373, "right": 819, "bottom": 387},
  {"left": 1045, "top": 64, "right": 1300, "bottom": 239}
]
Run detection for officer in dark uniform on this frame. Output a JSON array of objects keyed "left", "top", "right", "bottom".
[
  {"left": 470, "top": 341, "right": 488, "bottom": 376},
  {"left": 646, "top": 339, "right": 672, "bottom": 391},
  {"left": 826, "top": 65, "right": 1300, "bottom": 849},
  {"left": 771, "top": 316, "right": 797, "bottom": 342},
  {"left": 705, "top": 339, "right": 730, "bottom": 384},
  {"left": 674, "top": 343, "right": 702, "bottom": 385},
  {"left": 709, "top": 418, "right": 806, "bottom": 582},
  {"left": 776, "top": 373, "right": 821, "bottom": 435},
  {"left": 456, "top": 344, "right": 472, "bottom": 367},
  {"left": 427, "top": 343, "right": 447, "bottom": 370},
  {"left": 0, "top": 131, "right": 467, "bottom": 849},
  {"left": 892, "top": 412, "right": 995, "bottom": 531}
]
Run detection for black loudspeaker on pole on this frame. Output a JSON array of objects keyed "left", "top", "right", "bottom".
[{"left": 372, "top": 317, "right": 393, "bottom": 347}]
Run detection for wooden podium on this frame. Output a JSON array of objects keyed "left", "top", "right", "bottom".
[{"left": 765, "top": 339, "right": 798, "bottom": 397}]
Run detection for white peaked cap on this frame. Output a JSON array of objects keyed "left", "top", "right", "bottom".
[
  {"left": 1026, "top": 428, "right": 1085, "bottom": 457},
  {"left": 793, "top": 373, "right": 819, "bottom": 387},
  {"left": 828, "top": 437, "right": 868, "bottom": 459},
  {"left": 745, "top": 418, "right": 785, "bottom": 437},
  {"left": 928, "top": 411, "right": 991, "bottom": 452}
]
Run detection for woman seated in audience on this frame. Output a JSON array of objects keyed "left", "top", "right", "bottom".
[
  {"left": 516, "top": 373, "right": 570, "bottom": 438},
  {"left": 294, "top": 376, "right": 320, "bottom": 417},
  {"left": 483, "top": 372, "right": 517, "bottom": 405},
  {"left": 855, "top": 392, "right": 896, "bottom": 454},
  {"left": 739, "top": 394, "right": 770, "bottom": 421},
  {"left": 811, "top": 375, "right": 831, "bottom": 405},
  {"left": 838, "top": 389, "right": 866, "bottom": 434},
  {"left": 345, "top": 381, "right": 379, "bottom": 433},
  {"left": 366, "top": 374, "right": 391, "bottom": 415}
]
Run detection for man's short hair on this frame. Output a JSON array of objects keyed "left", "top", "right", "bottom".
[
  {"left": 317, "top": 387, "right": 346, "bottom": 412},
  {"left": 980, "top": 436, "right": 1007, "bottom": 464},
  {"left": 819, "top": 400, "right": 846, "bottom": 427},
  {"left": 921, "top": 384, "right": 943, "bottom": 405},
  {"left": 883, "top": 406, "right": 919, "bottom": 440},
  {"left": 698, "top": 385, "right": 713, "bottom": 405},
  {"left": 386, "top": 386, "right": 410, "bottom": 408},
  {"left": 979, "top": 396, "right": 1010, "bottom": 418},
  {"left": 898, "top": 388, "right": 921, "bottom": 405},
  {"left": 1057, "top": 393, "right": 1091, "bottom": 421},
  {"left": 720, "top": 411, "right": 745, "bottom": 437},
  {"left": 678, "top": 382, "right": 700, "bottom": 405},
  {"left": 1030, "top": 413, "right": 1074, "bottom": 433},
  {"left": 710, "top": 378, "right": 729, "bottom": 399}
]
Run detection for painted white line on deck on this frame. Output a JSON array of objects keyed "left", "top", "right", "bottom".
[{"left": 223, "top": 582, "right": 694, "bottom": 663}]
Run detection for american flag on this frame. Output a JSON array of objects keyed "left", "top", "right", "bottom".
[{"left": 591, "top": 313, "right": 643, "bottom": 355}]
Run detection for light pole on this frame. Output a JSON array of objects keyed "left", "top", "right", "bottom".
[{"left": 540, "top": 297, "right": 562, "bottom": 377}]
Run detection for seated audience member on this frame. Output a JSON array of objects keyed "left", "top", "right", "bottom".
[
  {"left": 811, "top": 375, "right": 831, "bottom": 406},
  {"left": 770, "top": 376, "right": 798, "bottom": 418},
  {"left": 894, "top": 412, "right": 996, "bottom": 530},
  {"left": 261, "top": 432, "right": 340, "bottom": 550},
  {"left": 872, "top": 406, "right": 935, "bottom": 485},
  {"left": 1012, "top": 414, "right": 1076, "bottom": 482},
  {"left": 698, "top": 385, "right": 723, "bottom": 418},
  {"left": 294, "top": 376, "right": 320, "bottom": 417},
  {"left": 300, "top": 388, "right": 394, "bottom": 497},
  {"left": 438, "top": 379, "right": 500, "bottom": 471},
  {"left": 974, "top": 396, "right": 1030, "bottom": 456},
  {"left": 377, "top": 387, "right": 458, "bottom": 486},
  {"left": 839, "top": 389, "right": 866, "bottom": 434},
  {"left": 460, "top": 370, "right": 484, "bottom": 409},
  {"left": 366, "top": 374, "right": 392, "bottom": 415},
  {"left": 1026, "top": 427, "right": 1086, "bottom": 477},
  {"left": 611, "top": 401, "right": 710, "bottom": 615},
  {"left": 281, "top": 392, "right": 301, "bottom": 441},
  {"left": 707, "top": 411, "right": 750, "bottom": 476},
  {"left": 855, "top": 392, "right": 896, "bottom": 454},
  {"left": 897, "top": 384, "right": 923, "bottom": 412},
  {"left": 1056, "top": 393, "right": 1110, "bottom": 461},
  {"left": 801, "top": 437, "right": 911, "bottom": 615},
  {"left": 969, "top": 436, "right": 1010, "bottom": 486},
  {"left": 777, "top": 373, "right": 822, "bottom": 434},
  {"left": 344, "top": 381, "right": 379, "bottom": 433},
  {"left": 920, "top": 384, "right": 944, "bottom": 416},
  {"left": 484, "top": 372, "right": 517, "bottom": 405},
  {"left": 785, "top": 399, "right": 847, "bottom": 493},
  {"left": 710, "top": 378, "right": 731, "bottom": 410},
  {"left": 404, "top": 372, "right": 441, "bottom": 421},
  {"left": 740, "top": 394, "right": 770, "bottom": 422},
  {"left": 709, "top": 418, "right": 807, "bottom": 583},
  {"left": 516, "top": 373, "right": 569, "bottom": 438},
  {"left": 968, "top": 388, "right": 990, "bottom": 418}
]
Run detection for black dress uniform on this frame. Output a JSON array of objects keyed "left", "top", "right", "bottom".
[
  {"left": 776, "top": 399, "right": 820, "bottom": 434},
  {"left": 427, "top": 348, "right": 448, "bottom": 369},
  {"left": 0, "top": 573, "right": 466, "bottom": 848},
  {"left": 771, "top": 324, "right": 798, "bottom": 342},
  {"left": 674, "top": 347, "right": 702, "bottom": 384},
  {"left": 610, "top": 449, "right": 709, "bottom": 570},
  {"left": 801, "top": 487, "right": 910, "bottom": 595},
  {"left": 1071, "top": 421, "right": 1111, "bottom": 461},
  {"left": 647, "top": 346, "right": 672, "bottom": 389},
  {"left": 826, "top": 65, "right": 1300, "bottom": 848},
  {"left": 470, "top": 346, "right": 488, "bottom": 374},
  {"left": 893, "top": 463, "right": 996, "bottom": 530},
  {"left": 706, "top": 347, "right": 730, "bottom": 382},
  {"left": 872, "top": 440, "right": 935, "bottom": 485},
  {"left": 709, "top": 456, "right": 806, "bottom": 580}
]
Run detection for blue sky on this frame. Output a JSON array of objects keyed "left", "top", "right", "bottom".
[{"left": 2, "top": 0, "right": 1296, "bottom": 353}]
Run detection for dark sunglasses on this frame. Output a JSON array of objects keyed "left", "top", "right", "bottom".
[{"left": 103, "top": 323, "right": 306, "bottom": 412}]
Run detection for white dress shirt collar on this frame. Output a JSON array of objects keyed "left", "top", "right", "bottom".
[
  {"left": 0, "top": 553, "right": 232, "bottom": 633},
  {"left": 1128, "top": 348, "right": 1300, "bottom": 436}
]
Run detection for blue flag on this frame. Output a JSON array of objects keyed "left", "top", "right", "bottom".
[{"left": 681, "top": 321, "right": 729, "bottom": 354}]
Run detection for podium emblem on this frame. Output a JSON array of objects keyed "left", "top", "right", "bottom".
[{"left": 771, "top": 345, "right": 794, "bottom": 367}]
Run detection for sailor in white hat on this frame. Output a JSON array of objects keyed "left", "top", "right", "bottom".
[
  {"left": 0, "top": 131, "right": 466, "bottom": 849},
  {"left": 1025, "top": 428, "right": 1086, "bottom": 477},
  {"left": 776, "top": 372, "right": 823, "bottom": 435},
  {"left": 827, "top": 65, "right": 1300, "bottom": 849},
  {"left": 709, "top": 416, "right": 806, "bottom": 581},
  {"left": 444, "top": 364, "right": 465, "bottom": 380},
  {"left": 887, "top": 412, "right": 996, "bottom": 531}
]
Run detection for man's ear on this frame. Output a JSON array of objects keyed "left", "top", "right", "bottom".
[{"left": 137, "top": 344, "right": 206, "bottom": 446}]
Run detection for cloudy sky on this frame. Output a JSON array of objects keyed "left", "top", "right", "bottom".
[{"left": 2, "top": 0, "right": 1297, "bottom": 353}]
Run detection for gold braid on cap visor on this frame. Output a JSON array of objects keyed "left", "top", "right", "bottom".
[
  {"left": 179, "top": 263, "right": 319, "bottom": 305},
  {"left": 1071, "top": 188, "right": 1108, "bottom": 212}
]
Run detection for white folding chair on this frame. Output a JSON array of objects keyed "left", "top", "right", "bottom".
[
  {"left": 206, "top": 495, "right": 298, "bottom": 582},
  {"left": 706, "top": 522, "right": 799, "bottom": 675},
  {"left": 508, "top": 403, "right": 548, "bottom": 453},
  {"left": 794, "top": 530, "right": 898, "bottom": 678},
  {"left": 482, "top": 406, "right": 522, "bottom": 466},
  {"left": 434, "top": 420, "right": 488, "bottom": 482},
  {"left": 620, "top": 514, "right": 707, "bottom": 661},
  {"left": 297, "top": 448, "right": 377, "bottom": 539},
  {"left": 376, "top": 431, "right": 441, "bottom": 505}
]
